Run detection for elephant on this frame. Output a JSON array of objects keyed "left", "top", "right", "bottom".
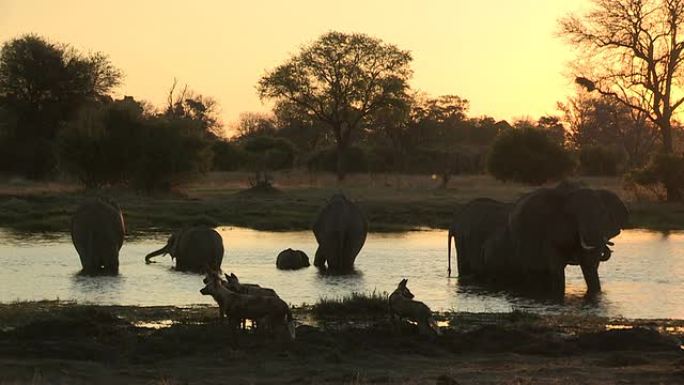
[
  {"left": 71, "top": 198, "right": 125, "bottom": 275},
  {"left": 145, "top": 226, "right": 224, "bottom": 273},
  {"left": 448, "top": 198, "right": 512, "bottom": 277},
  {"left": 276, "top": 248, "right": 310, "bottom": 270},
  {"left": 449, "top": 182, "right": 629, "bottom": 296},
  {"left": 312, "top": 193, "right": 368, "bottom": 273}
]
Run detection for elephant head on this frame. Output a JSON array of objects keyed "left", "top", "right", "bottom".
[
  {"left": 509, "top": 184, "right": 629, "bottom": 294},
  {"left": 145, "top": 231, "right": 180, "bottom": 263}
]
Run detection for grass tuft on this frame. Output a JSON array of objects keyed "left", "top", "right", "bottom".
[{"left": 311, "top": 291, "right": 389, "bottom": 320}]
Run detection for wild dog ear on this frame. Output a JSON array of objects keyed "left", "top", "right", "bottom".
[
  {"left": 398, "top": 279, "right": 407, "bottom": 288},
  {"left": 230, "top": 273, "right": 237, "bottom": 278}
]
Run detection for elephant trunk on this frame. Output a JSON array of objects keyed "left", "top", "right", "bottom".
[
  {"left": 580, "top": 260, "right": 601, "bottom": 295},
  {"left": 145, "top": 245, "right": 169, "bottom": 264}
]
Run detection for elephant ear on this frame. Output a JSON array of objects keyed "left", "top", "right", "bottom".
[{"left": 596, "top": 189, "right": 629, "bottom": 237}]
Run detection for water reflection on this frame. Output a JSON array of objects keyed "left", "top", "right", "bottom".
[{"left": 0, "top": 228, "right": 682, "bottom": 319}]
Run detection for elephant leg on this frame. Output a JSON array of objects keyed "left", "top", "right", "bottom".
[
  {"left": 580, "top": 259, "right": 601, "bottom": 295},
  {"left": 313, "top": 247, "right": 325, "bottom": 269}
]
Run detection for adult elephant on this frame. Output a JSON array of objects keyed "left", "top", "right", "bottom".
[
  {"left": 313, "top": 194, "right": 368, "bottom": 274},
  {"left": 145, "top": 227, "right": 224, "bottom": 273},
  {"left": 71, "top": 198, "right": 125, "bottom": 275},
  {"left": 276, "top": 248, "right": 310, "bottom": 270},
  {"left": 450, "top": 183, "right": 629, "bottom": 296},
  {"left": 448, "top": 198, "right": 511, "bottom": 277}
]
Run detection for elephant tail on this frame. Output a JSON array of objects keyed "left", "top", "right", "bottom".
[{"left": 447, "top": 228, "right": 453, "bottom": 277}]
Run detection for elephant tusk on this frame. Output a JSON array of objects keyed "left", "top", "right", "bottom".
[{"left": 580, "top": 237, "right": 596, "bottom": 251}]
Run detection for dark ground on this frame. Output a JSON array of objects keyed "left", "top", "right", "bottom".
[{"left": 1, "top": 302, "right": 684, "bottom": 384}]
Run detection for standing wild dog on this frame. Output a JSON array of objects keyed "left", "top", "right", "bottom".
[
  {"left": 224, "top": 273, "right": 278, "bottom": 297},
  {"left": 200, "top": 273, "right": 295, "bottom": 344},
  {"left": 389, "top": 278, "right": 441, "bottom": 336}
]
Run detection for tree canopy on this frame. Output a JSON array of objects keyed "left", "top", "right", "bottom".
[{"left": 258, "top": 31, "right": 412, "bottom": 180}]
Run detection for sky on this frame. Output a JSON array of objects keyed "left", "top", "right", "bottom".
[{"left": 0, "top": 0, "right": 590, "bottom": 136}]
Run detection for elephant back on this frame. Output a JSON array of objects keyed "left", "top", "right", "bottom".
[
  {"left": 450, "top": 198, "right": 510, "bottom": 276},
  {"left": 71, "top": 198, "right": 125, "bottom": 274},
  {"left": 313, "top": 194, "right": 368, "bottom": 272},
  {"left": 174, "top": 227, "right": 224, "bottom": 272}
]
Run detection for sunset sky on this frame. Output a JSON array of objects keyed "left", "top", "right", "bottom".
[{"left": 0, "top": 0, "right": 589, "bottom": 136}]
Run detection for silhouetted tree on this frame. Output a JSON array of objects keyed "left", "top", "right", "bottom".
[
  {"left": 559, "top": 91, "right": 659, "bottom": 168},
  {"left": 164, "top": 79, "right": 222, "bottom": 138},
  {"left": 487, "top": 127, "right": 575, "bottom": 185},
  {"left": 0, "top": 34, "right": 121, "bottom": 177},
  {"left": 560, "top": 0, "right": 684, "bottom": 200},
  {"left": 258, "top": 31, "right": 412, "bottom": 181},
  {"left": 234, "top": 112, "right": 277, "bottom": 139}
]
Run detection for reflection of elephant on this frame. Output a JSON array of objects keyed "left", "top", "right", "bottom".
[
  {"left": 276, "top": 248, "right": 310, "bottom": 270},
  {"left": 71, "top": 198, "right": 125, "bottom": 275},
  {"left": 313, "top": 194, "right": 368, "bottom": 273},
  {"left": 449, "top": 182, "right": 629, "bottom": 296},
  {"left": 145, "top": 227, "right": 224, "bottom": 272}
]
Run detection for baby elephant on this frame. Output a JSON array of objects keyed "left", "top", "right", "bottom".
[
  {"left": 200, "top": 273, "right": 295, "bottom": 344},
  {"left": 389, "top": 278, "right": 441, "bottom": 337},
  {"left": 276, "top": 248, "right": 310, "bottom": 270}
]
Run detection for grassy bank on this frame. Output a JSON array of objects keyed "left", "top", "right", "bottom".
[
  {"left": 1, "top": 300, "right": 683, "bottom": 384},
  {"left": 0, "top": 172, "right": 683, "bottom": 234}
]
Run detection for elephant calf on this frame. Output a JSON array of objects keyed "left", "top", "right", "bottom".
[
  {"left": 276, "top": 248, "right": 310, "bottom": 270},
  {"left": 71, "top": 198, "right": 125, "bottom": 275},
  {"left": 145, "top": 226, "right": 224, "bottom": 273}
]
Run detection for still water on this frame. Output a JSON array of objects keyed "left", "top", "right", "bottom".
[{"left": 1, "top": 228, "right": 683, "bottom": 319}]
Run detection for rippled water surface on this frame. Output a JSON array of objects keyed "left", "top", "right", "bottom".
[{"left": 1, "top": 227, "right": 683, "bottom": 319}]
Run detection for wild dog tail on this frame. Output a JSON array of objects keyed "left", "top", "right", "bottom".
[{"left": 286, "top": 308, "right": 296, "bottom": 340}]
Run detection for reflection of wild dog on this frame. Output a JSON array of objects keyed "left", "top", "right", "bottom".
[
  {"left": 200, "top": 274, "right": 295, "bottom": 343},
  {"left": 224, "top": 273, "right": 278, "bottom": 297},
  {"left": 389, "top": 278, "right": 441, "bottom": 336}
]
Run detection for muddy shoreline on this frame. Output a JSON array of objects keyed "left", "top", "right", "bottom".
[{"left": 1, "top": 301, "right": 684, "bottom": 384}]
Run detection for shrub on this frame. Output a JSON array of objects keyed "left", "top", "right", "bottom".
[
  {"left": 129, "top": 117, "right": 213, "bottom": 192},
  {"left": 579, "top": 145, "right": 622, "bottom": 176},
  {"left": 240, "top": 135, "right": 296, "bottom": 170},
  {"left": 628, "top": 153, "right": 684, "bottom": 201},
  {"left": 57, "top": 100, "right": 143, "bottom": 187},
  {"left": 306, "top": 145, "right": 368, "bottom": 173},
  {"left": 212, "top": 140, "right": 248, "bottom": 171},
  {"left": 487, "top": 127, "right": 575, "bottom": 185},
  {"left": 57, "top": 98, "right": 213, "bottom": 192}
]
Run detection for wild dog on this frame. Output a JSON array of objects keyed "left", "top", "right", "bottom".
[
  {"left": 200, "top": 273, "right": 295, "bottom": 344},
  {"left": 224, "top": 273, "right": 278, "bottom": 297},
  {"left": 389, "top": 278, "right": 441, "bottom": 336}
]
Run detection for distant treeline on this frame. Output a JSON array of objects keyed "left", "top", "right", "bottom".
[{"left": 0, "top": 33, "right": 682, "bottom": 198}]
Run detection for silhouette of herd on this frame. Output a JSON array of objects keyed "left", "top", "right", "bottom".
[{"left": 68, "top": 181, "right": 629, "bottom": 342}]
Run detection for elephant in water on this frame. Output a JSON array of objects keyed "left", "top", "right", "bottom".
[
  {"left": 449, "top": 182, "right": 629, "bottom": 296},
  {"left": 71, "top": 198, "right": 125, "bottom": 275},
  {"left": 145, "top": 227, "right": 224, "bottom": 273},
  {"left": 276, "top": 248, "right": 310, "bottom": 270},
  {"left": 313, "top": 193, "right": 368, "bottom": 274}
]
